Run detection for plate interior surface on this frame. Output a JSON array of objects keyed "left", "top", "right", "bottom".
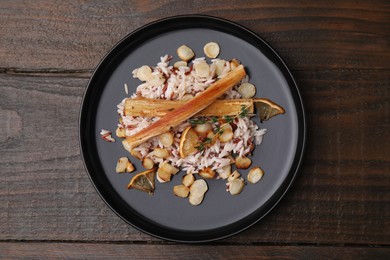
[{"left": 80, "top": 15, "right": 305, "bottom": 242}]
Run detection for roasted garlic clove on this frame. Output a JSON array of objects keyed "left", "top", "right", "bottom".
[
  {"left": 116, "top": 127, "right": 126, "bottom": 138},
  {"left": 194, "top": 62, "right": 210, "bottom": 77},
  {"left": 136, "top": 65, "right": 152, "bottom": 81},
  {"left": 228, "top": 170, "right": 241, "bottom": 182},
  {"left": 158, "top": 132, "right": 174, "bottom": 147},
  {"left": 214, "top": 59, "right": 227, "bottom": 76},
  {"left": 193, "top": 123, "right": 212, "bottom": 137},
  {"left": 146, "top": 74, "right": 165, "bottom": 86},
  {"left": 116, "top": 157, "right": 129, "bottom": 173},
  {"left": 237, "top": 82, "right": 256, "bottom": 98},
  {"left": 173, "top": 60, "right": 187, "bottom": 69},
  {"left": 216, "top": 165, "right": 231, "bottom": 180},
  {"left": 173, "top": 184, "right": 190, "bottom": 198},
  {"left": 177, "top": 45, "right": 195, "bottom": 61},
  {"left": 230, "top": 59, "right": 241, "bottom": 69},
  {"left": 229, "top": 178, "right": 245, "bottom": 195},
  {"left": 247, "top": 167, "right": 264, "bottom": 184},
  {"left": 203, "top": 42, "right": 220, "bottom": 58},
  {"left": 198, "top": 167, "right": 216, "bottom": 179},
  {"left": 157, "top": 168, "right": 172, "bottom": 183},
  {"left": 142, "top": 157, "right": 155, "bottom": 169},
  {"left": 189, "top": 179, "right": 208, "bottom": 206},
  {"left": 126, "top": 161, "right": 135, "bottom": 173},
  {"left": 218, "top": 123, "right": 234, "bottom": 143},
  {"left": 159, "top": 162, "right": 179, "bottom": 175},
  {"left": 235, "top": 156, "right": 252, "bottom": 169},
  {"left": 182, "top": 173, "right": 195, "bottom": 187},
  {"left": 153, "top": 148, "right": 170, "bottom": 159}
]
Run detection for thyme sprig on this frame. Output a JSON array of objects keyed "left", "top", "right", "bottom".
[
  {"left": 191, "top": 105, "right": 251, "bottom": 152},
  {"left": 238, "top": 105, "right": 249, "bottom": 118},
  {"left": 195, "top": 137, "right": 212, "bottom": 152},
  {"left": 189, "top": 105, "right": 250, "bottom": 126}
]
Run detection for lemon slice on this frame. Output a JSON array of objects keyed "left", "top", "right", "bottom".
[
  {"left": 254, "top": 98, "right": 286, "bottom": 122},
  {"left": 127, "top": 168, "right": 156, "bottom": 194},
  {"left": 179, "top": 126, "right": 199, "bottom": 158}
]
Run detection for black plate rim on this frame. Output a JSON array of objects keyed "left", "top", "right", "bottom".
[{"left": 79, "top": 14, "right": 306, "bottom": 243}]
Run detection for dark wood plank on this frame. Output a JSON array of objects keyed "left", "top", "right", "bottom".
[
  {"left": 0, "top": 0, "right": 388, "bottom": 71},
  {"left": 0, "top": 243, "right": 389, "bottom": 259},
  {"left": 0, "top": 69, "right": 388, "bottom": 244}
]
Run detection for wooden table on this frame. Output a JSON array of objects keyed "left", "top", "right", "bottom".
[{"left": 1, "top": 1, "right": 389, "bottom": 259}]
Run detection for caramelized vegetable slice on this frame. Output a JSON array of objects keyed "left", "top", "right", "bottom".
[
  {"left": 123, "top": 65, "right": 246, "bottom": 152},
  {"left": 124, "top": 98, "right": 254, "bottom": 117}
]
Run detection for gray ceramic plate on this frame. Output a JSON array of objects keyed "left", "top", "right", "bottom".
[{"left": 79, "top": 15, "right": 306, "bottom": 243}]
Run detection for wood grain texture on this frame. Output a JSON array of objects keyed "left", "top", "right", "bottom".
[
  {"left": 0, "top": 0, "right": 389, "bottom": 71},
  {"left": 1, "top": 243, "right": 389, "bottom": 259},
  {"left": 0, "top": 68, "right": 388, "bottom": 244},
  {"left": 0, "top": 1, "right": 389, "bottom": 257}
]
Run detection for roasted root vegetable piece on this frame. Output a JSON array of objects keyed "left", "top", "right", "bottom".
[
  {"left": 182, "top": 93, "right": 194, "bottom": 100},
  {"left": 189, "top": 179, "right": 208, "bottom": 206},
  {"left": 247, "top": 167, "right": 264, "bottom": 184},
  {"left": 124, "top": 98, "right": 254, "bottom": 118},
  {"left": 122, "top": 65, "right": 246, "bottom": 152},
  {"left": 123, "top": 98, "right": 285, "bottom": 122},
  {"left": 173, "top": 185, "right": 190, "bottom": 198}
]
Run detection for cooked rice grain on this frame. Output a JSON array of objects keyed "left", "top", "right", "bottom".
[{"left": 118, "top": 55, "right": 266, "bottom": 173}]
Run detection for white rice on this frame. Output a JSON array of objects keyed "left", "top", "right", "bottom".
[{"left": 117, "top": 55, "right": 266, "bottom": 174}]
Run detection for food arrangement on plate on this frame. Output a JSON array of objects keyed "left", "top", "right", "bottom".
[{"left": 100, "top": 42, "right": 285, "bottom": 206}]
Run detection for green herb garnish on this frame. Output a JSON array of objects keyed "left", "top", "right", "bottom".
[
  {"left": 238, "top": 105, "right": 249, "bottom": 118},
  {"left": 195, "top": 137, "right": 212, "bottom": 152},
  {"left": 223, "top": 115, "right": 234, "bottom": 123},
  {"left": 189, "top": 118, "right": 206, "bottom": 126}
]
